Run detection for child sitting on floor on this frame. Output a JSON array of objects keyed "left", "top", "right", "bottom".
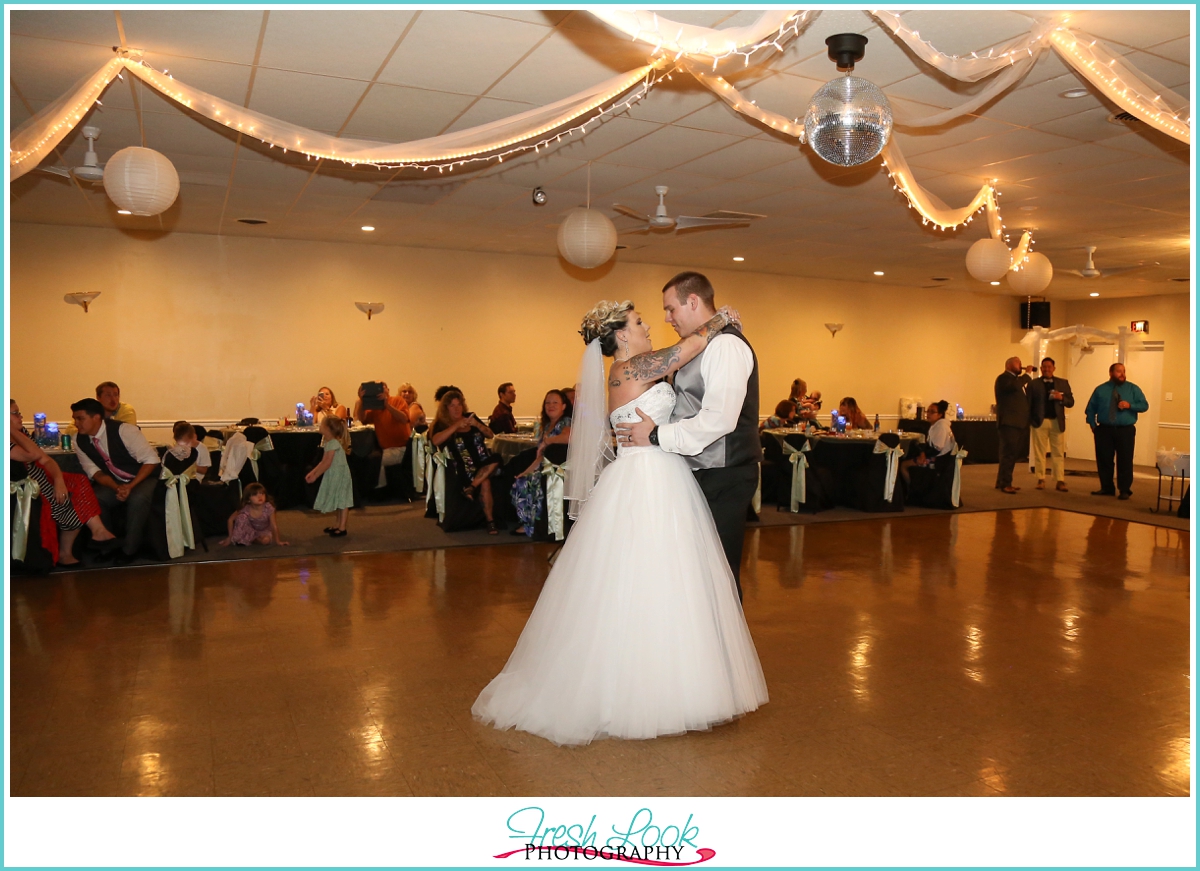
[{"left": 220, "top": 483, "right": 288, "bottom": 547}]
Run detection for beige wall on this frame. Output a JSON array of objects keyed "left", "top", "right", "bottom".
[{"left": 9, "top": 224, "right": 1189, "bottom": 446}]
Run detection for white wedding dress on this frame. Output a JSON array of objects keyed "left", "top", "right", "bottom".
[{"left": 472, "top": 382, "right": 768, "bottom": 745}]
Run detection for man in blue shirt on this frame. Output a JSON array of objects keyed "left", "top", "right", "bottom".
[{"left": 1083, "top": 362, "right": 1149, "bottom": 500}]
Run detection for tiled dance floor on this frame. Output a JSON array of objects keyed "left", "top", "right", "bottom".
[{"left": 9, "top": 509, "right": 1190, "bottom": 796}]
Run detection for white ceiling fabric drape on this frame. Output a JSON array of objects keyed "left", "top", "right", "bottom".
[
  {"left": 10, "top": 58, "right": 124, "bottom": 180},
  {"left": 10, "top": 55, "right": 664, "bottom": 180},
  {"left": 873, "top": 10, "right": 1189, "bottom": 143},
  {"left": 8, "top": 7, "right": 1188, "bottom": 204},
  {"left": 589, "top": 9, "right": 807, "bottom": 66}
]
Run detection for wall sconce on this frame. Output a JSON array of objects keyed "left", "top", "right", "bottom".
[
  {"left": 825, "top": 322, "right": 844, "bottom": 338},
  {"left": 355, "top": 302, "right": 385, "bottom": 320},
  {"left": 65, "top": 292, "right": 101, "bottom": 312}
]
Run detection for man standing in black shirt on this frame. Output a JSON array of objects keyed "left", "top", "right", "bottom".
[{"left": 994, "top": 356, "right": 1032, "bottom": 494}]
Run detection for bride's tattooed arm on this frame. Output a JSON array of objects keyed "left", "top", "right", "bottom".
[{"left": 615, "top": 311, "right": 729, "bottom": 384}]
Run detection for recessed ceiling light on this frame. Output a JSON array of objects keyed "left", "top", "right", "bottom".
[
  {"left": 1089, "top": 292, "right": 1100, "bottom": 297},
  {"left": 116, "top": 209, "right": 131, "bottom": 215},
  {"left": 990, "top": 281, "right": 1001, "bottom": 286},
  {"left": 1060, "top": 88, "right": 1090, "bottom": 99},
  {"left": 873, "top": 270, "right": 885, "bottom": 276},
  {"left": 237, "top": 218, "right": 268, "bottom": 225},
  {"left": 732, "top": 256, "right": 744, "bottom": 262},
  {"left": 361, "top": 225, "right": 375, "bottom": 232}
]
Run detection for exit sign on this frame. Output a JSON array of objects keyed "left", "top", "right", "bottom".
[{"left": 1131, "top": 320, "right": 1150, "bottom": 333}]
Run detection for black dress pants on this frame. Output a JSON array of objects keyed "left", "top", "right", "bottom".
[
  {"left": 94, "top": 476, "right": 159, "bottom": 556},
  {"left": 693, "top": 464, "right": 759, "bottom": 602},
  {"left": 1094, "top": 424, "right": 1136, "bottom": 495},
  {"left": 995, "top": 425, "right": 1027, "bottom": 488}
]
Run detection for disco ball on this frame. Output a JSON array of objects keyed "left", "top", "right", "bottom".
[{"left": 804, "top": 75, "right": 893, "bottom": 167}]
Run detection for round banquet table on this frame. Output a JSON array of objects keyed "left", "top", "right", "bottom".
[
  {"left": 488, "top": 433, "right": 540, "bottom": 465},
  {"left": 764, "top": 429, "right": 924, "bottom": 512}
]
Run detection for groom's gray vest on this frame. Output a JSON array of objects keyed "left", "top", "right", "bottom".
[{"left": 670, "top": 325, "right": 763, "bottom": 471}]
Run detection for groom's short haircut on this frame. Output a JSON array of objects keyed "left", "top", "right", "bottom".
[{"left": 663, "top": 271, "right": 715, "bottom": 310}]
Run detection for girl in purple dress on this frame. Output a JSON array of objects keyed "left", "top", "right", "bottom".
[{"left": 221, "top": 483, "right": 289, "bottom": 547}]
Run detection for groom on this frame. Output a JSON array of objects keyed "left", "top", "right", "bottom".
[{"left": 616, "top": 271, "right": 761, "bottom": 600}]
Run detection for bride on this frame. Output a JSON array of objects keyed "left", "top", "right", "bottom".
[{"left": 471, "top": 300, "right": 768, "bottom": 745}]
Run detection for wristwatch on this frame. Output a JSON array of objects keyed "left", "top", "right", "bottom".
[{"left": 649, "top": 426, "right": 660, "bottom": 446}]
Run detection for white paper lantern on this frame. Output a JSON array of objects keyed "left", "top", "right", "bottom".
[
  {"left": 103, "top": 146, "right": 180, "bottom": 216},
  {"left": 965, "top": 238, "right": 1013, "bottom": 282},
  {"left": 1007, "top": 252, "right": 1054, "bottom": 294},
  {"left": 557, "top": 208, "right": 617, "bottom": 269}
]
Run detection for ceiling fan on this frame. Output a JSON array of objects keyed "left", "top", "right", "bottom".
[
  {"left": 39, "top": 125, "right": 104, "bottom": 183},
  {"left": 612, "top": 186, "right": 765, "bottom": 234},
  {"left": 1061, "top": 245, "right": 1157, "bottom": 279}
]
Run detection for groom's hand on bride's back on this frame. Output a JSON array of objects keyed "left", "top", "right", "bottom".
[{"left": 614, "top": 409, "right": 655, "bottom": 446}]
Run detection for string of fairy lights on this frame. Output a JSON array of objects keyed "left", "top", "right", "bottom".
[
  {"left": 625, "top": 10, "right": 812, "bottom": 70},
  {"left": 10, "top": 9, "right": 1190, "bottom": 237}
]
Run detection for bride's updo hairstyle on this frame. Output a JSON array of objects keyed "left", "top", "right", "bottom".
[{"left": 579, "top": 300, "right": 634, "bottom": 357}]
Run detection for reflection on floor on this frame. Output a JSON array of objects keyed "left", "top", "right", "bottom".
[{"left": 9, "top": 508, "right": 1190, "bottom": 797}]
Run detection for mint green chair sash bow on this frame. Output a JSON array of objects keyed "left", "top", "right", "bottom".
[
  {"left": 160, "top": 466, "right": 196, "bottom": 559},
  {"left": 248, "top": 435, "right": 274, "bottom": 481},
  {"left": 951, "top": 447, "right": 969, "bottom": 508},
  {"left": 541, "top": 456, "right": 568, "bottom": 541},
  {"left": 780, "top": 440, "right": 811, "bottom": 512},
  {"left": 10, "top": 478, "right": 41, "bottom": 562},
  {"left": 873, "top": 439, "right": 907, "bottom": 503},
  {"left": 412, "top": 431, "right": 430, "bottom": 493},
  {"left": 430, "top": 449, "right": 449, "bottom": 523}
]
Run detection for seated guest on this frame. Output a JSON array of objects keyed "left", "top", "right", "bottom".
[
  {"left": 789, "top": 379, "right": 822, "bottom": 420},
  {"left": 838, "top": 397, "right": 872, "bottom": 430},
  {"left": 168, "top": 421, "right": 212, "bottom": 478},
  {"left": 489, "top": 382, "right": 518, "bottom": 434},
  {"left": 96, "top": 381, "right": 137, "bottom": 425},
  {"left": 70, "top": 397, "right": 160, "bottom": 563},
  {"left": 511, "top": 390, "right": 573, "bottom": 536},
  {"left": 10, "top": 400, "right": 116, "bottom": 565},
  {"left": 221, "top": 483, "right": 287, "bottom": 547},
  {"left": 309, "top": 387, "right": 349, "bottom": 424},
  {"left": 560, "top": 387, "right": 576, "bottom": 409},
  {"left": 902, "top": 400, "right": 956, "bottom": 493},
  {"left": 761, "top": 400, "right": 798, "bottom": 431},
  {"left": 434, "top": 385, "right": 463, "bottom": 403},
  {"left": 431, "top": 390, "right": 500, "bottom": 534},
  {"left": 354, "top": 381, "right": 411, "bottom": 487},
  {"left": 398, "top": 383, "right": 426, "bottom": 430}
]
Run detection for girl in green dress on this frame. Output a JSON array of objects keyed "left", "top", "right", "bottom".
[{"left": 306, "top": 416, "right": 354, "bottom": 537}]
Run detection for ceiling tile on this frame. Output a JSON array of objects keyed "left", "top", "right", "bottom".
[
  {"left": 121, "top": 10, "right": 264, "bottom": 65},
  {"left": 341, "top": 84, "right": 475, "bottom": 142},
  {"left": 601, "top": 125, "right": 745, "bottom": 170},
  {"left": 672, "top": 137, "right": 800, "bottom": 180},
  {"left": 1065, "top": 10, "right": 1190, "bottom": 51},
  {"left": 379, "top": 11, "right": 549, "bottom": 95},
  {"left": 486, "top": 28, "right": 652, "bottom": 106},
  {"left": 258, "top": 11, "right": 417, "bottom": 81},
  {"left": 247, "top": 68, "right": 364, "bottom": 133}
]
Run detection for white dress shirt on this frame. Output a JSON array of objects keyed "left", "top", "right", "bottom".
[
  {"left": 927, "top": 417, "right": 955, "bottom": 457},
  {"left": 658, "top": 334, "right": 754, "bottom": 457},
  {"left": 75, "top": 421, "right": 160, "bottom": 481}
]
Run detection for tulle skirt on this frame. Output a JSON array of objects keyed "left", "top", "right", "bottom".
[{"left": 472, "top": 446, "right": 768, "bottom": 745}]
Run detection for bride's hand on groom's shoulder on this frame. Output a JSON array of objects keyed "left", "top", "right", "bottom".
[{"left": 718, "top": 305, "right": 742, "bottom": 329}]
